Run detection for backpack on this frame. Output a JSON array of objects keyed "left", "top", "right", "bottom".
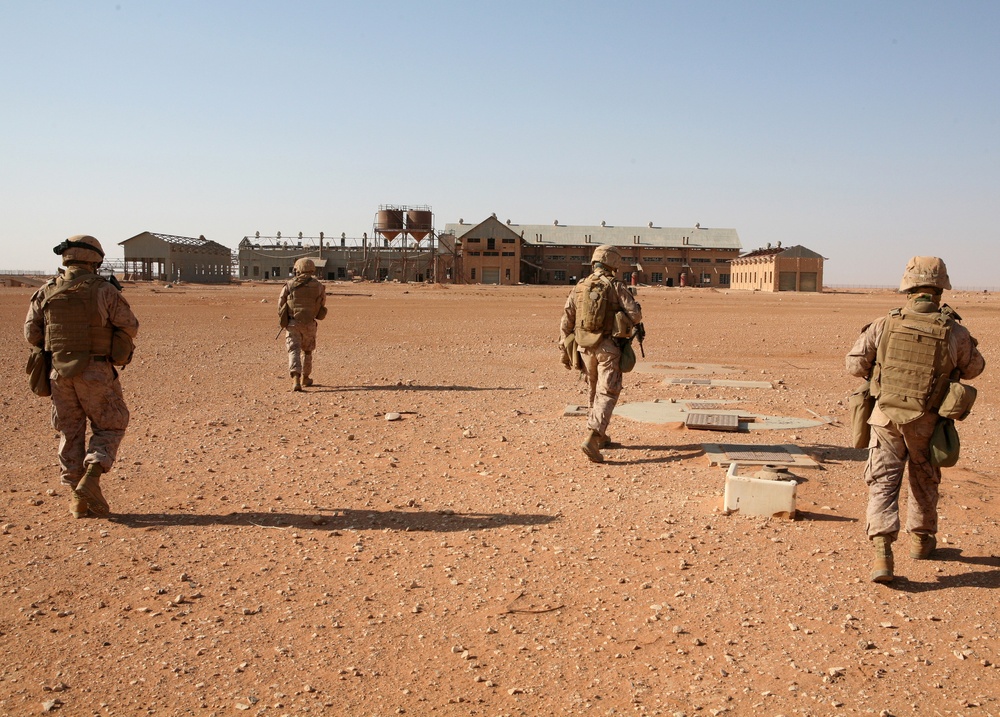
[{"left": 574, "top": 274, "right": 614, "bottom": 348}]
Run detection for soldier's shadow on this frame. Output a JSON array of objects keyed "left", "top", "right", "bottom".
[
  {"left": 885, "top": 548, "right": 1000, "bottom": 592},
  {"left": 109, "top": 508, "right": 557, "bottom": 533}
]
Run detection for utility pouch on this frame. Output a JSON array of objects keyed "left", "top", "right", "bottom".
[
  {"left": 110, "top": 329, "right": 135, "bottom": 367},
  {"left": 278, "top": 303, "right": 290, "bottom": 328},
  {"left": 619, "top": 339, "right": 637, "bottom": 373},
  {"left": 316, "top": 305, "right": 328, "bottom": 321},
  {"left": 937, "top": 381, "right": 977, "bottom": 421},
  {"left": 848, "top": 380, "right": 875, "bottom": 449},
  {"left": 612, "top": 310, "right": 633, "bottom": 339},
  {"left": 26, "top": 347, "right": 51, "bottom": 397},
  {"left": 930, "top": 417, "right": 960, "bottom": 467}
]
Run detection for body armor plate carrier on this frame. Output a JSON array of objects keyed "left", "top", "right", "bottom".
[
  {"left": 286, "top": 276, "right": 325, "bottom": 323},
  {"left": 574, "top": 274, "right": 618, "bottom": 348},
  {"left": 871, "top": 306, "right": 955, "bottom": 425}
]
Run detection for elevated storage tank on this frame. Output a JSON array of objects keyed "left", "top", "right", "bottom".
[
  {"left": 376, "top": 209, "right": 404, "bottom": 241},
  {"left": 406, "top": 210, "right": 433, "bottom": 241}
]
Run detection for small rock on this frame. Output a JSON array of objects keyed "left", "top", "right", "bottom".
[{"left": 385, "top": 412, "right": 402, "bottom": 421}]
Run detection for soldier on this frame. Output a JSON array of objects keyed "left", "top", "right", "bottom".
[
  {"left": 560, "top": 244, "right": 643, "bottom": 463},
  {"left": 278, "top": 258, "right": 327, "bottom": 391},
  {"left": 846, "top": 257, "right": 985, "bottom": 582},
  {"left": 24, "top": 235, "right": 140, "bottom": 518}
]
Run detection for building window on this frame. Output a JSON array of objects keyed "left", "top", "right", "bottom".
[
  {"left": 505, "top": 268, "right": 511, "bottom": 280},
  {"left": 242, "top": 266, "right": 248, "bottom": 277},
  {"left": 468, "top": 251, "right": 481, "bottom": 256},
  {"left": 253, "top": 265, "right": 260, "bottom": 277},
  {"left": 692, "top": 257, "right": 710, "bottom": 263},
  {"left": 548, "top": 255, "right": 566, "bottom": 261},
  {"left": 645, "top": 257, "right": 662, "bottom": 264},
  {"left": 700, "top": 272, "right": 711, "bottom": 284},
  {"left": 471, "top": 268, "right": 477, "bottom": 281},
  {"left": 466, "top": 237, "right": 481, "bottom": 243},
  {"left": 667, "top": 257, "right": 683, "bottom": 263},
  {"left": 484, "top": 251, "right": 499, "bottom": 257},
  {"left": 502, "top": 251, "right": 514, "bottom": 256},
  {"left": 487, "top": 238, "right": 496, "bottom": 250},
  {"left": 554, "top": 270, "right": 566, "bottom": 281},
  {"left": 651, "top": 272, "right": 663, "bottom": 283},
  {"left": 719, "top": 273, "right": 730, "bottom": 286},
  {"left": 502, "top": 237, "right": 515, "bottom": 244}
]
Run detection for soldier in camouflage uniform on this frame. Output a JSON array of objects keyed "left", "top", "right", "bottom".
[
  {"left": 24, "top": 235, "right": 140, "bottom": 518},
  {"left": 846, "top": 257, "right": 984, "bottom": 582},
  {"left": 278, "top": 257, "right": 327, "bottom": 391},
  {"left": 561, "top": 245, "right": 643, "bottom": 463}
]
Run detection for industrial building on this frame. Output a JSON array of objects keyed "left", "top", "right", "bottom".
[
  {"left": 729, "top": 244, "right": 825, "bottom": 292},
  {"left": 120, "top": 232, "right": 232, "bottom": 283},
  {"left": 442, "top": 216, "right": 742, "bottom": 286}
]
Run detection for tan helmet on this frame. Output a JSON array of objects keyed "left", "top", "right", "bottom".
[
  {"left": 590, "top": 244, "right": 622, "bottom": 272},
  {"left": 294, "top": 257, "right": 316, "bottom": 275},
  {"left": 899, "top": 256, "right": 951, "bottom": 292},
  {"left": 54, "top": 235, "right": 104, "bottom": 265}
]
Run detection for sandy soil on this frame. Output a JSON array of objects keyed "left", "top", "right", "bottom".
[{"left": 1, "top": 281, "right": 997, "bottom": 717}]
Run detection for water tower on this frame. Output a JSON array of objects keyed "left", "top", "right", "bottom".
[{"left": 372, "top": 204, "right": 436, "bottom": 281}]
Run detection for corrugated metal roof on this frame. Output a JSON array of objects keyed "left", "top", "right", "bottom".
[
  {"left": 122, "top": 232, "right": 230, "bottom": 252},
  {"left": 150, "top": 233, "right": 230, "bottom": 252},
  {"left": 444, "top": 221, "right": 741, "bottom": 250}
]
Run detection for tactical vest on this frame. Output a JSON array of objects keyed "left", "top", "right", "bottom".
[
  {"left": 574, "top": 272, "right": 619, "bottom": 348},
  {"left": 41, "top": 274, "right": 114, "bottom": 378},
  {"left": 286, "top": 276, "right": 324, "bottom": 322},
  {"left": 871, "top": 306, "right": 955, "bottom": 424}
]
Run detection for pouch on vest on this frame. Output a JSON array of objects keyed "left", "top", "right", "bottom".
[
  {"left": 316, "top": 305, "right": 328, "bottom": 321},
  {"left": 26, "top": 347, "right": 51, "bottom": 397},
  {"left": 930, "top": 418, "right": 960, "bottom": 467},
  {"left": 110, "top": 329, "right": 135, "bottom": 367},
  {"left": 619, "top": 340, "right": 637, "bottom": 373},
  {"left": 848, "top": 380, "right": 875, "bottom": 449},
  {"left": 278, "top": 303, "right": 290, "bottom": 328},
  {"left": 612, "top": 310, "right": 633, "bottom": 339},
  {"left": 937, "top": 381, "right": 977, "bottom": 421}
]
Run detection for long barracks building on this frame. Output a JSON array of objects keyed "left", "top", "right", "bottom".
[{"left": 442, "top": 215, "right": 742, "bottom": 287}]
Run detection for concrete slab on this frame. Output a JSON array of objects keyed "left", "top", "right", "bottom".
[
  {"left": 611, "top": 401, "right": 822, "bottom": 431},
  {"left": 702, "top": 443, "right": 820, "bottom": 468},
  {"left": 665, "top": 377, "right": 774, "bottom": 389},
  {"left": 723, "top": 463, "right": 797, "bottom": 518},
  {"left": 563, "top": 405, "right": 589, "bottom": 416}
]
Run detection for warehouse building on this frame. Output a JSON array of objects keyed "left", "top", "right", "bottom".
[
  {"left": 120, "top": 232, "right": 232, "bottom": 283},
  {"left": 729, "top": 244, "right": 825, "bottom": 292},
  {"left": 442, "top": 216, "right": 742, "bottom": 286}
]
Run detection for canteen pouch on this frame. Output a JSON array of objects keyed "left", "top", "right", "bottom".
[
  {"left": 110, "top": 329, "right": 135, "bottom": 367},
  {"left": 930, "top": 418, "right": 960, "bottom": 467},
  {"left": 26, "top": 347, "right": 51, "bottom": 397},
  {"left": 849, "top": 380, "right": 875, "bottom": 449},
  {"left": 619, "top": 340, "right": 637, "bottom": 373},
  {"left": 937, "top": 381, "right": 977, "bottom": 421}
]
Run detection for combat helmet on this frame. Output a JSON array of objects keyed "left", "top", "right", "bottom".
[
  {"left": 53, "top": 235, "right": 104, "bottom": 266},
  {"left": 590, "top": 244, "right": 622, "bottom": 273},
  {"left": 899, "top": 256, "right": 951, "bottom": 292},
  {"left": 294, "top": 257, "right": 316, "bottom": 275}
]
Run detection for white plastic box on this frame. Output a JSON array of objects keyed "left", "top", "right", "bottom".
[{"left": 723, "top": 462, "right": 796, "bottom": 519}]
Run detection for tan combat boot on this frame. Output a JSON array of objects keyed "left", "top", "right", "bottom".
[
  {"left": 581, "top": 430, "right": 604, "bottom": 463},
  {"left": 291, "top": 373, "right": 302, "bottom": 392},
  {"left": 909, "top": 532, "right": 936, "bottom": 560},
  {"left": 75, "top": 463, "right": 109, "bottom": 516},
  {"left": 599, "top": 434, "right": 617, "bottom": 449},
  {"left": 302, "top": 376, "right": 313, "bottom": 387},
  {"left": 69, "top": 482, "right": 89, "bottom": 519},
  {"left": 871, "top": 535, "right": 894, "bottom": 583}
]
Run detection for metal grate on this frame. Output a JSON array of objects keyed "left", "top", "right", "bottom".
[{"left": 685, "top": 413, "right": 740, "bottom": 432}]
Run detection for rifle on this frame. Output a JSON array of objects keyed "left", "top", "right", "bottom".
[{"left": 634, "top": 322, "right": 646, "bottom": 357}]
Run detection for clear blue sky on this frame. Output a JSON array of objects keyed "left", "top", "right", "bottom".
[{"left": 2, "top": 1, "right": 997, "bottom": 287}]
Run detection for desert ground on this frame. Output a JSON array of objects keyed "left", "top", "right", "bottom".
[{"left": 1, "top": 280, "right": 997, "bottom": 717}]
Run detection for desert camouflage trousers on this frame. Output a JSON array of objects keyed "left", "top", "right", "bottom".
[
  {"left": 864, "top": 411, "right": 941, "bottom": 538},
  {"left": 49, "top": 360, "right": 130, "bottom": 486},
  {"left": 285, "top": 320, "right": 318, "bottom": 378},
  {"left": 579, "top": 337, "right": 623, "bottom": 436}
]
